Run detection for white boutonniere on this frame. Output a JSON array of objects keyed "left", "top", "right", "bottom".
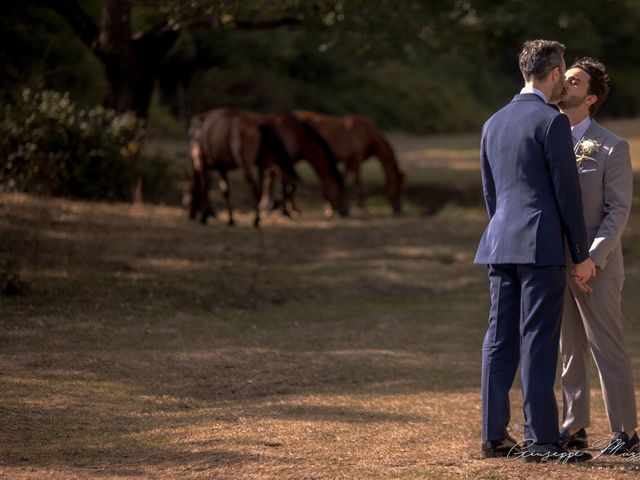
[{"left": 576, "top": 138, "right": 600, "bottom": 167}]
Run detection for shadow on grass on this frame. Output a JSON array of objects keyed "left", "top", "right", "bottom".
[{"left": 405, "top": 182, "right": 484, "bottom": 216}]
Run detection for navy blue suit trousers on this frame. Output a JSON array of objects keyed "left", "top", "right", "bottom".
[{"left": 482, "top": 264, "right": 565, "bottom": 443}]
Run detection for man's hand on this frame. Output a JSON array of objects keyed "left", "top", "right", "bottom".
[{"left": 572, "top": 258, "right": 597, "bottom": 293}]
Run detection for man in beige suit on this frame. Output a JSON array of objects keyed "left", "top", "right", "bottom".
[{"left": 558, "top": 57, "right": 638, "bottom": 454}]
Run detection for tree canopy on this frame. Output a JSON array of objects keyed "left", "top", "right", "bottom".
[{"left": 3, "top": 0, "right": 640, "bottom": 132}]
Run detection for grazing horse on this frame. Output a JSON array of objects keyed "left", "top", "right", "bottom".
[
  {"left": 294, "top": 110, "right": 404, "bottom": 214},
  {"left": 189, "top": 108, "right": 298, "bottom": 227},
  {"left": 189, "top": 108, "right": 349, "bottom": 226},
  {"left": 259, "top": 113, "right": 349, "bottom": 218}
]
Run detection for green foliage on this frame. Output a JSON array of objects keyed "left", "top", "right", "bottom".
[
  {"left": 0, "top": 2, "right": 107, "bottom": 106},
  {"left": 186, "top": 67, "right": 296, "bottom": 114},
  {"left": 135, "top": 154, "right": 184, "bottom": 205},
  {"left": 146, "top": 93, "right": 187, "bottom": 138},
  {"left": 0, "top": 89, "right": 144, "bottom": 201},
  {"left": 6, "top": 0, "right": 640, "bottom": 139},
  {"left": 173, "top": 28, "right": 488, "bottom": 133},
  {"left": 350, "top": 63, "right": 489, "bottom": 133}
]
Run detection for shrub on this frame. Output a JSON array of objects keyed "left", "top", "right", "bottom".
[{"left": 0, "top": 89, "right": 144, "bottom": 201}]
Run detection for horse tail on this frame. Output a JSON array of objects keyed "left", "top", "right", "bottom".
[
  {"left": 299, "top": 121, "right": 344, "bottom": 187},
  {"left": 188, "top": 118, "right": 204, "bottom": 217},
  {"left": 258, "top": 124, "right": 300, "bottom": 180},
  {"left": 188, "top": 114, "right": 204, "bottom": 140}
]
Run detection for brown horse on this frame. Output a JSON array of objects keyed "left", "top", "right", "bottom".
[
  {"left": 294, "top": 110, "right": 404, "bottom": 214},
  {"left": 189, "top": 108, "right": 348, "bottom": 226},
  {"left": 257, "top": 113, "right": 349, "bottom": 218},
  {"left": 189, "top": 108, "right": 298, "bottom": 227}
]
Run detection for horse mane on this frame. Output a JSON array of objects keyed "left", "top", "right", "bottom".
[
  {"left": 299, "top": 120, "right": 344, "bottom": 186},
  {"left": 258, "top": 124, "right": 300, "bottom": 180}
]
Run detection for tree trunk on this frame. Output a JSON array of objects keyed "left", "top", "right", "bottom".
[
  {"left": 97, "top": 0, "right": 179, "bottom": 119},
  {"left": 39, "top": 0, "right": 301, "bottom": 119}
]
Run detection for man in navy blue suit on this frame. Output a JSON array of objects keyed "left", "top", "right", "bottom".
[{"left": 475, "top": 40, "right": 593, "bottom": 462}]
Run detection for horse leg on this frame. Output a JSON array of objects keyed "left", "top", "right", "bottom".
[
  {"left": 254, "top": 166, "right": 267, "bottom": 228},
  {"left": 353, "top": 166, "right": 366, "bottom": 210},
  {"left": 218, "top": 170, "right": 234, "bottom": 226},
  {"left": 258, "top": 166, "right": 277, "bottom": 212},
  {"left": 199, "top": 168, "right": 214, "bottom": 225},
  {"left": 282, "top": 178, "right": 299, "bottom": 219},
  {"left": 241, "top": 167, "right": 262, "bottom": 228},
  {"left": 189, "top": 166, "right": 200, "bottom": 220}
]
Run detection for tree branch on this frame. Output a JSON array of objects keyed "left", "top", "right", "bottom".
[
  {"left": 137, "top": 13, "right": 304, "bottom": 39},
  {"left": 233, "top": 16, "right": 304, "bottom": 30},
  {"left": 33, "top": 0, "right": 100, "bottom": 51}
]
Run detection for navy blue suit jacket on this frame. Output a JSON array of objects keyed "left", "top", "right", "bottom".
[{"left": 474, "top": 94, "right": 589, "bottom": 266}]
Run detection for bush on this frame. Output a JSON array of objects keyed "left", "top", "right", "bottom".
[
  {"left": 0, "top": 89, "right": 144, "bottom": 201},
  {"left": 367, "top": 63, "right": 490, "bottom": 133},
  {"left": 186, "top": 67, "right": 295, "bottom": 115}
]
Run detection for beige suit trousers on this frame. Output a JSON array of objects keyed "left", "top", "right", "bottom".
[{"left": 560, "top": 275, "right": 638, "bottom": 432}]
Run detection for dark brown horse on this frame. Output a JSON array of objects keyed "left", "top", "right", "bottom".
[
  {"left": 294, "top": 110, "right": 404, "bottom": 214},
  {"left": 189, "top": 108, "right": 298, "bottom": 227},
  {"left": 190, "top": 109, "right": 348, "bottom": 224},
  {"left": 189, "top": 108, "right": 348, "bottom": 226},
  {"left": 258, "top": 113, "right": 349, "bottom": 218}
]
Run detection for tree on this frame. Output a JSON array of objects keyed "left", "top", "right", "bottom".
[{"left": 31, "top": 0, "right": 321, "bottom": 118}]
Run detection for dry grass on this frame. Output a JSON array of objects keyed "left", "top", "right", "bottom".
[{"left": 3, "top": 121, "right": 640, "bottom": 479}]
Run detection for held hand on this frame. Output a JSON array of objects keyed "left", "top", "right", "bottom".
[
  {"left": 574, "top": 257, "right": 597, "bottom": 280},
  {"left": 572, "top": 258, "right": 597, "bottom": 293},
  {"left": 572, "top": 272, "right": 593, "bottom": 293}
]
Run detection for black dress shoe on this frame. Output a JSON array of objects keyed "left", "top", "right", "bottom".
[
  {"left": 481, "top": 434, "right": 520, "bottom": 458},
  {"left": 559, "top": 428, "right": 588, "bottom": 449},
  {"left": 523, "top": 442, "right": 592, "bottom": 463},
  {"left": 601, "top": 431, "right": 640, "bottom": 455}
]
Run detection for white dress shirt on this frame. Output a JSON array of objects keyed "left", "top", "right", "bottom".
[
  {"left": 571, "top": 116, "right": 592, "bottom": 147},
  {"left": 520, "top": 85, "right": 548, "bottom": 103}
]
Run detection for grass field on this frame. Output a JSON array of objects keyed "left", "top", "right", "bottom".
[{"left": 3, "top": 120, "right": 640, "bottom": 479}]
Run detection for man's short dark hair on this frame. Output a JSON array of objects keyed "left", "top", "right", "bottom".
[
  {"left": 570, "top": 56, "right": 610, "bottom": 115},
  {"left": 518, "top": 39, "right": 566, "bottom": 82}
]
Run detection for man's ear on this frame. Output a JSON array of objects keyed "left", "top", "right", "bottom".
[{"left": 585, "top": 94, "right": 598, "bottom": 108}]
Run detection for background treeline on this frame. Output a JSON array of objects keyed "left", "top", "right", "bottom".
[
  {"left": 3, "top": 0, "right": 640, "bottom": 135},
  {"left": 2, "top": 0, "right": 640, "bottom": 202}
]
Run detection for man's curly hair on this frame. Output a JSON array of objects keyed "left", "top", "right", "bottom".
[{"left": 571, "top": 57, "right": 610, "bottom": 115}]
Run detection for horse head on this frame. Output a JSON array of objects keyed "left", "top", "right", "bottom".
[{"left": 296, "top": 119, "right": 349, "bottom": 217}]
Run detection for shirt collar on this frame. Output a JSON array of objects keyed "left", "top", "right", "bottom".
[
  {"left": 571, "top": 116, "right": 592, "bottom": 144},
  {"left": 520, "top": 85, "right": 547, "bottom": 103}
]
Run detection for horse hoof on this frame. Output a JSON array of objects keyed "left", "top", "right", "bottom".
[{"left": 284, "top": 210, "right": 300, "bottom": 220}]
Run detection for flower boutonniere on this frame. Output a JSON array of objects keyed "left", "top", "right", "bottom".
[{"left": 576, "top": 138, "right": 601, "bottom": 167}]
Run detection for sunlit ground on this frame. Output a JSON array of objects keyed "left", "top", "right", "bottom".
[{"left": 3, "top": 120, "right": 640, "bottom": 478}]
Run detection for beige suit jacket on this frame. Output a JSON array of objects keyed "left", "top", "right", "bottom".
[{"left": 568, "top": 119, "right": 633, "bottom": 279}]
